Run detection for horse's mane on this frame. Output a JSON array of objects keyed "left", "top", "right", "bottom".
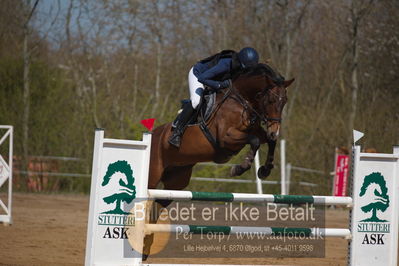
[{"left": 233, "top": 63, "right": 285, "bottom": 86}]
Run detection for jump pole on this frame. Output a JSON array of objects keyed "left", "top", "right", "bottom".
[
  {"left": 254, "top": 151, "right": 263, "bottom": 194},
  {"left": 280, "top": 139, "right": 287, "bottom": 195},
  {"left": 85, "top": 129, "right": 399, "bottom": 266}
]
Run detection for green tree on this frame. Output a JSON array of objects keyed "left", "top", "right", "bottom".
[
  {"left": 359, "top": 172, "right": 390, "bottom": 222},
  {"left": 101, "top": 160, "right": 136, "bottom": 214}
]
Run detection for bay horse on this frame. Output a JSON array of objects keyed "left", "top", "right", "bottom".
[
  {"left": 149, "top": 64, "right": 294, "bottom": 191},
  {"left": 143, "top": 64, "right": 293, "bottom": 258}
]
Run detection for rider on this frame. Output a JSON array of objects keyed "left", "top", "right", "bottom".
[{"left": 168, "top": 47, "right": 260, "bottom": 148}]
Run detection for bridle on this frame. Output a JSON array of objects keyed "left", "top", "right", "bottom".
[
  {"left": 229, "top": 84, "right": 283, "bottom": 126},
  {"left": 205, "top": 80, "right": 285, "bottom": 130},
  {"left": 199, "top": 81, "right": 284, "bottom": 150}
]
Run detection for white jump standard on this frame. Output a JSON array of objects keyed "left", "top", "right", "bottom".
[
  {"left": 85, "top": 129, "right": 399, "bottom": 266},
  {"left": 0, "top": 125, "right": 13, "bottom": 225}
]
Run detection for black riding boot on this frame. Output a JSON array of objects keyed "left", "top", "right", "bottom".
[{"left": 168, "top": 103, "right": 195, "bottom": 148}]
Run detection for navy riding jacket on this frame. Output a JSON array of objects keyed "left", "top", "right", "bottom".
[{"left": 193, "top": 58, "right": 231, "bottom": 89}]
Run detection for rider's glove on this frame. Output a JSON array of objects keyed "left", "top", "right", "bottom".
[{"left": 219, "top": 79, "right": 231, "bottom": 89}]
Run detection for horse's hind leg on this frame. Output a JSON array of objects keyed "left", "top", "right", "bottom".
[
  {"left": 142, "top": 199, "right": 165, "bottom": 260},
  {"left": 230, "top": 135, "right": 260, "bottom": 176},
  {"left": 143, "top": 160, "right": 165, "bottom": 260},
  {"left": 143, "top": 165, "right": 194, "bottom": 260}
]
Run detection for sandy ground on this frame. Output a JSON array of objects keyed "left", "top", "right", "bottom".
[{"left": 0, "top": 193, "right": 353, "bottom": 266}]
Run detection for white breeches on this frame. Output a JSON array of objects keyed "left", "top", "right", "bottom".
[{"left": 188, "top": 67, "right": 204, "bottom": 109}]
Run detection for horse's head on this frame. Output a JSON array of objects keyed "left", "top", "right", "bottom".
[
  {"left": 233, "top": 64, "right": 294, "bottom": 141},
  {"left": 260, "top": 78, "right": 294, "bottom": 141}
]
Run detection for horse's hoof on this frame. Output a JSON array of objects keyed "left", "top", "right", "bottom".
[
  {"left": 142, "top": 254, "right": 149, "bottom": 261},
  {"left": 257, "top": 165, "right": 273, "bottom": 179},
  {"left": 230, "top": 165, "right": 244, "bottom": 177}
]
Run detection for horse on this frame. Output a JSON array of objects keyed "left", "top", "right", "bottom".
[
  {"left": 142, "top": 64, "right": 294, "bottom": 258},
  {"left": 149, "top": 64, "right": 294, "bottom": 191}
]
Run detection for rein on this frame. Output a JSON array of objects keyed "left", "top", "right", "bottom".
[{"left": 229, "top": 85, "right": 282, "bottom": 125}]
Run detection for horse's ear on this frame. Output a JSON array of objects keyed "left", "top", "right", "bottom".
[{"left": 284, "top": 78, "right": 295, "bottom": 88}]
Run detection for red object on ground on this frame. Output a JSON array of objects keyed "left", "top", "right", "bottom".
[
  {"left": 333, "top": 154, "right": 349, "bottom": 196},
  {"left": 140, "top": 118, "right": 156, "bottom": 132}
]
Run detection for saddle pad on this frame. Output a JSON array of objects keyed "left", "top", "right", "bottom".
[{"left": 199, "top": 92, "right": 216, "bottom": 124}]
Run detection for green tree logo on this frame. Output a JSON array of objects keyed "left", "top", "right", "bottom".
[
  {"left": 359, "top": 172, "right": 390, "bottom": 222},
  {"left": 101, "top": 160, "right": 136, "bottom": 214}
]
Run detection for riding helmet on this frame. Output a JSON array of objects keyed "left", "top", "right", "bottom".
[{"left": 237, "top": 47, "right": 259, "bottom": 68}]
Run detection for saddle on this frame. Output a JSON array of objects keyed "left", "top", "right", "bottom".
[
  {"left": 172, "top": 89, "right": 217, "bottom": 127},
  {"left": 172, "top": 89, "right": 223, "bottom": 150}
]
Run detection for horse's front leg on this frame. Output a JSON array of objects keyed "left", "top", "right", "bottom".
[
  {"left": 230, "top": 134, "right": 260, "bottom": 177},
  {"left": 257, "top": 139, "right": 276, "bottom": 179}
]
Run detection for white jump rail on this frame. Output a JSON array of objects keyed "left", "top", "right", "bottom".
[{"left": 147, "top": 189, "right": 353, "bottom": 206}]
